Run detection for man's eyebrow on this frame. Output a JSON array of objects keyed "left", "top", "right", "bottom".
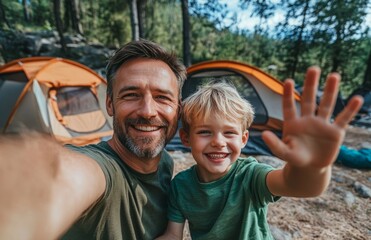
[
  {"left": 117, "top": 86, "right": 139, "bottom": 95},
  {"left": 117, "top": 86, "right": 176, "bottom": 98}
]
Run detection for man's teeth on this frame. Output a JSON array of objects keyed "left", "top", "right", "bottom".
[
  {"left": 207, "top": 153, "right": 228, "bottom": 158},
  {"left": 134, "top": 125, "right": 160, "bottom": 132}
]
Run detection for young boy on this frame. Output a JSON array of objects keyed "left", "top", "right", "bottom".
[{"left": 156, "top": 67, "right": 363, "bottom": 240}]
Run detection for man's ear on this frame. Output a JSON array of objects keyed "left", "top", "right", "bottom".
[
  {"left": 179, "top": 128, "right": 191, "bottom": 147},
  {"left": 242, "top": 130, "right": 249, "bottom": 147},
  {"left": 106, "top": 95, "right": 113, "bottom": 117}
]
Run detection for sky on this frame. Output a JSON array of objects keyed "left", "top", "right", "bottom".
[{"left": 218, "top": 0, "right": 371, "bottom": 32}]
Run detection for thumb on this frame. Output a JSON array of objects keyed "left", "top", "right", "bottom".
[{"left": 262, "top": 131, "right": 290, "bottom": 161}]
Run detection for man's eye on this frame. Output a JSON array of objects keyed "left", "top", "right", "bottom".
[
  {"left": 121, "top": 93, "right": 140, "bottom": 99},
  {"left": 156, "top": 95, "right": 171, "bottom": 101}
]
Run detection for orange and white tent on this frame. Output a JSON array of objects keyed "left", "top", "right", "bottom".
[
  {"left": 0, "top": 57, "right": 113, "bottom": 145},
  {"left": 185, "top": 60, "right": 301, "bottom": 131}
]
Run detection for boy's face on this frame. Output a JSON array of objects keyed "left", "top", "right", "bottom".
[{"left": 180, "top": 116, "right": 248, "bottom": 182}]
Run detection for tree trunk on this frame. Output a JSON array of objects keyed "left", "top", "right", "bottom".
[
  {"left": 53, "top": 0, "right": 67, "bottom": 54},
  {"left": 290, "top": 0, "right": 310, "bottom": 79},
  {"left": 181, "top": 0, "right": 191, "bottom": 67},
  {"left": 137, "top": 0, "right": 146, "bottom": 38},
  {"left": 64, "top": 0, "right": 71, "bottom": 31},
  {"left": 70, "top": 0, "right": 84, "bottom": 35},
  {"left": 0, "top": 0, "right": 11, "bottom": 28},
  {"left": 130, "top": 0, "right": 140, "bottom": 41},
  {"left": 22, "top": 0, "right": 31, "bottom": 22}
]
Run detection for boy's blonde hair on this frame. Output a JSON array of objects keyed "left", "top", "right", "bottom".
[{"left": 181, "top": 82, "right": 255, "bottom": 133}]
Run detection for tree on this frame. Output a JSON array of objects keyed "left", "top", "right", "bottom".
[
  {"left": 64, "top": 0, "right": 83, "bottom": 34},
  {"left": 277, "top": 0, "right": 313, "bottom": 79},
  {"left": 0, "top": 0, "right": 11, "bottom": 29},
  {"left": 130, "top": 0, "right": 140, "bottom": 40},
  {"left": 312, "top": 0, "right": 369, "bottom": 74},
  {"left": 181, "top": 0, "right": 191, "bottom": 67},
  {"left": 53, "top": 0, "right": 67, "bottom": 53},
  {"left": 22, "top": 0, "right": 31, "bottom": 22}
]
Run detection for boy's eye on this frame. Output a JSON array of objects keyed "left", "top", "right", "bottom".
[
  {"left": 196, "top": 130, "right": 211, "bottom": 135},
  {"left": 225, "top": 131, "right": 237, "bottom": 135}
]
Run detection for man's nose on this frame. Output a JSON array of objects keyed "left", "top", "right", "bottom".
[{"left": 137, "top": 95, "right": 158, "bottom": 119}]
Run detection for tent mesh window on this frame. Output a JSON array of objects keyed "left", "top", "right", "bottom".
[
  {"left": 55, "top": 87, "right": 107, "bottom": 134},
  {"left": 184, "top": 70, "right": 268, "bottom": 125},
  {"left": 57, "top": 87, "right": 100, "bottom": 115},
  {"left": 0, "top": 71, "right": 29, "bottom": 130}
]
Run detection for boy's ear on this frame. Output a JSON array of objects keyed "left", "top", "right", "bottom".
[
  {"left": 179, "top": 128, "right": 191, "bottom": 147},
  {"left": 242, "top": 130, "right": 249, "bottom": 147}
]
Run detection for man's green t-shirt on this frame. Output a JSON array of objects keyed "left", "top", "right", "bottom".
[
  {"left": 62, "top": 141, "right": 174, "bottom": 240},
  {"left": 168, "top": 157, "right": 279, "bottom": 240}
]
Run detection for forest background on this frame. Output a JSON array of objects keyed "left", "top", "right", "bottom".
[{"left": 0, "top": 0, "right": 370, "bottom": 97}]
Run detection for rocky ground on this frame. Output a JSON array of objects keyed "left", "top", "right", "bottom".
[{"left": 169, "top": 126, "right": 371, "bottom": 240}]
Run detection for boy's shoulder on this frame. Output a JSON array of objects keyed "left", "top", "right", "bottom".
[{"left": 173, "top": 165, "right": 196, "bottom": 181}]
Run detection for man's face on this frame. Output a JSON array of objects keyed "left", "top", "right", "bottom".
[{"left": 107, "top": 58, "right": 179, "bottom": 159}]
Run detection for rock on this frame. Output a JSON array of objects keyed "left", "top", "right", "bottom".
[
  {"left": 343, "top": 191, "right": 356, "bottom": 206},
  {"left": 269, "top": 225, "right": 292, "bottom": 240},
  {"left": 353, "top": 181, "right": 371, "bottom": 198},
  {"left": 0, "top": 30, "right": 116, "bottom": 72}
]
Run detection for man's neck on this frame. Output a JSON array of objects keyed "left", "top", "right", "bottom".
[{"left": 107, "top": 137, "right": 161, "bottom": 174}]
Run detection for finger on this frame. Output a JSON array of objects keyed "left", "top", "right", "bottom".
[
  {"left": 334, "top": 95, "right": 364, "bottom": 128},
  {"left": 301, "top": 66, "right": 320, "bottom": 116},
  {"left": 317, "top": 73, "right": 340, "bottom": 120},
  {"left": 282, "top": 79, "right": 297, "bottom": 121}
]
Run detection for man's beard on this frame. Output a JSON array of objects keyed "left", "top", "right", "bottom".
[{"left": 113, "top": 117, "right": 176, "bottom": 159}]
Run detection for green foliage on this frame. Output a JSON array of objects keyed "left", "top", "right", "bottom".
[{"left": 0, "top": 0, "right": 369, "bottom": 95}]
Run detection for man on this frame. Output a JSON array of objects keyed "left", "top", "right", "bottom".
[{"left": 0, "top": 39, "right": 186, "bottom": 240}]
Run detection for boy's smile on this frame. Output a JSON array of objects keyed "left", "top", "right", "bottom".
[{"left": 180, "top": 116, "right": 248, "bottom": 182}]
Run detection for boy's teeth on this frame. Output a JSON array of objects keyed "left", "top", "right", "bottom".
[{"left": 208, "top": 153, "right": 228, "bottom": 158}]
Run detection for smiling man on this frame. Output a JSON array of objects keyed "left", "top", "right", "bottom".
[{"left": 0, "top": 39, "right": 186, "bottom": 240}]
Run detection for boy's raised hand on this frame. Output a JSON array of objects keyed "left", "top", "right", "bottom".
[{"left": 262, "top": 66, "right": 363, "bottom": 169}]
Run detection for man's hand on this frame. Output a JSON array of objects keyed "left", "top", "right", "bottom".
[{"left": 263, "top": 66, "right": 363, "bottom": 169}]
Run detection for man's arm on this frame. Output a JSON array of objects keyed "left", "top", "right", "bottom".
[
  {"left": 0, "top": 133, "right": 106, "bottom": 240},
  {"left": 263, "top": 66, "right": 363, "bottom": 197},
  {"left": 155, "top": 221, "right": 184, "bottom": 240}
]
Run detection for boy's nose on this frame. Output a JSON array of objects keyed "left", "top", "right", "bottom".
[
  {"left": 211, "top": 134, "right": 226, "bottom": 148},
  {"left": 137, "top": 96, "right": 157, "bottom": 119}
]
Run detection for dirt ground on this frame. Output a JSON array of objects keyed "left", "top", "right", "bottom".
[{"left": 169, "top": 126, "right": 371, "bottom": 240}]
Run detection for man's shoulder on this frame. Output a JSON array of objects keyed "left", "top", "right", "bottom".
[{"left": 65, "top": 142, "right": 111, "bottom": 156}]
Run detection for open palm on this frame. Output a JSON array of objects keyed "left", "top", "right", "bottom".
[{"left": 262, "top": 67, "right": 363, "bottom": 168}]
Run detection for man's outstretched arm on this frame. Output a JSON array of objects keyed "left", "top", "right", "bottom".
[{"left": 0, "top": 133, "right": 106, "bottom": 240}]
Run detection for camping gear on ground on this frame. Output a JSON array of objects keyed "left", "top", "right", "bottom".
[
  {"left": 0, "top": 57, "right": 113, "bottom": 146},
  {"left": 166, "top": 60, "right": 302, "bottom": 156},
  {"left": 336, "top": 145, "right": 371, "bottom": 169}
]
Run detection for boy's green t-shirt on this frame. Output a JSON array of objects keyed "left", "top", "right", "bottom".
[
  {"left": 168, "top": 157, "right": 279, "bottom": 240},
  {"left": 62, "top": 141, "right": 174, "bottom": 240}
]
